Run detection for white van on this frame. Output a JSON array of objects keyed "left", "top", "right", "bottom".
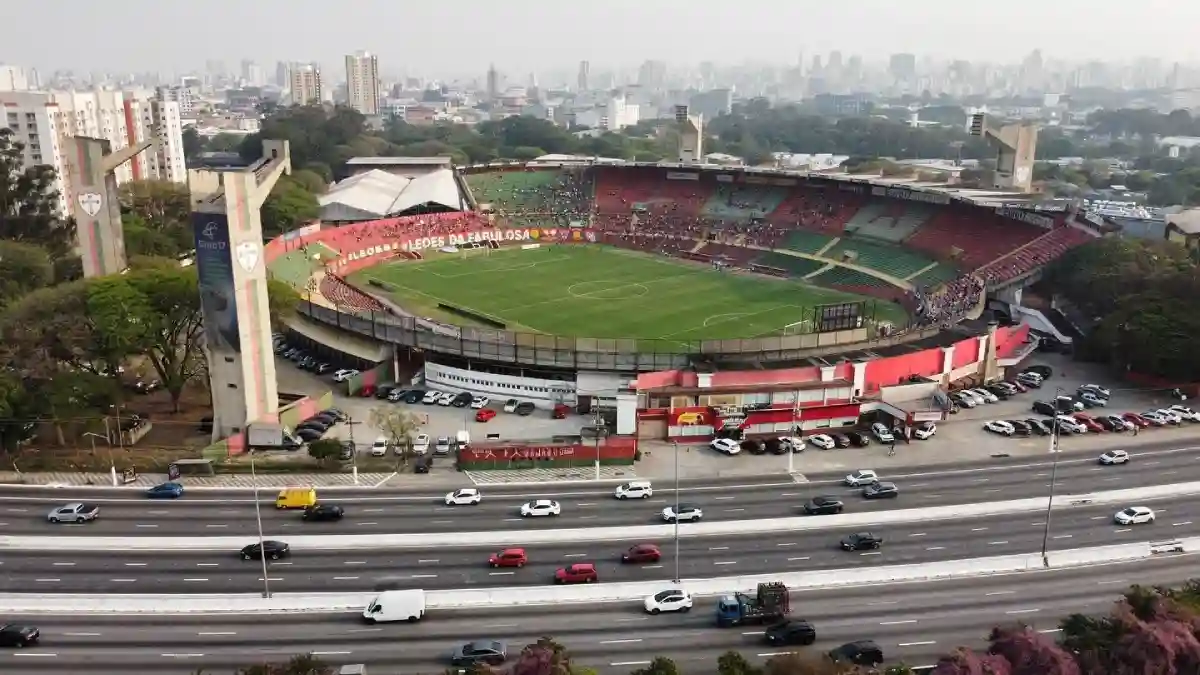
[
  {"left": 614, "top": 480, "right": 653, "bottom": 499},
  {"left": 363, "top": 589, "right": 426, "bottom": 624},
  {"left": 455, "top": 430, "right": 470, "bottom": 448}
]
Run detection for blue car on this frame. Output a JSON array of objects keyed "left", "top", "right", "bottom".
[{"left": 146, "top": 482, "right": 184, "bottom": 499}]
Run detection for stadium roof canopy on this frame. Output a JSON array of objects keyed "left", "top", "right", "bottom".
[{"left": 317, "top": 168, "right": 465, "bottom": 221}]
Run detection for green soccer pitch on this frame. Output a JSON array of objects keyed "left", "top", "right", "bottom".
[{"left": 351, "top": 245, "right": 909, "bottom": 342}]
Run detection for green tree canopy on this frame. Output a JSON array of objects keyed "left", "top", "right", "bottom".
[{"left": 261, "top": 176, "right": 321, "bottom": 238}]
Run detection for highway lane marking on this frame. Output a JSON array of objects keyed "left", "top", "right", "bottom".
[
  {"left": 714, "top": 561, "right": 737, "bottom": 565},
  {"left": 1029, "top": 521, "right": 1044, "bottom": 526},
  {"left": 867, "top": 601, "right": 897, "bottom": 606},
  {"left": 971, "top": 478, "right": 990, "bottom": 483},
  {"left": 1053, "top": 534, "right": 1073, "bottom": 539},
  {"left": 1143, "top": 461, "right": 1161, "bottom": 466},
  {"left": 363, "top": 508, "right": 384, "bottom": 513},
  {"left": 579, "top": 516, "right": 598, "bottom": 520},
  {"left": 1006, "top": 608, "right": 1041, "bottom": 615},
  {"left": 35, "top": 578, "right": 59, "bottom": 582},
  {"left": 135, "top": 524, "right": 158, "bottom": 528},
  {"left": 6, "top": 508, "right": 28, "bottom": 513},
  {"left": 1175, "top": 521, "right": 1193, "bottom": 526},
  {"left": 925, "top": 494, "right": 942, "bottom": 498},
  {"left": 312, "top": 651, "right": 352, "bottom": 656},
  {"left": 988, "top": 541, "right": 1010, "bottom": 545},
  {"left": 1097, "top": 579, "right": 1127, "bottom": 585},
  {"left": 183, "top": 578, "right": 209, "bottom": 582},
  {"left": 272, "top": 562, "right": 293, "bottom": 566},
  {"left": 563, "top": 553, "right": 588, "bottom": 558},
  {"left": 898, "top": 641, "right": 936, "bottom": 647},
  {"left": 489, "top": 572, "right": 515, "bottom": 576},
  {"left": 258, "top": 578, "right": 283, "bottom": 582},
  {"left": 926, "top": 546, "right": 946, "bottom": 551},
  {"left": 1114, "top": 528, "right": 1132, "bottom": 533},
  {"left": 418, "top": 559, "right": 440, "bottom": 563},
  {"left": 346, "top": 628, "right": 381, "bottom": 633},
  {"left": 601, "top": 639, "right": 642, "bottom": 644},
  {"left": 162, "top": 653, "right": 205, "bottom": 658},
  {"left": 503, "top": 518, "right": 522, "bottom": 522},
  {"left": 147, "top": 510, "right": 169, "bottom": 515},
  {"left": 483, "top": 623, "right": 519, "bottom": 629},
  {"left": 986, "top": 591, "right": 1015, "bottom": 596},
  {"left": 742, "top": 631, "right": 764, "bottom": 635},
  {"left": 614, "top": 617, "right": 648, "bottom": 623},
  {"left": 576, "top": 503, "right": 595, "bottom": 507},
  {"left": 196, "top": 563, "right": 219, "bottom": 567},
  {"left": 709, "top": 546, "right": 729, "bottom": 551},
  {"left": 343, "top": 561, "right": 367, "bottom": 565},
  {"left": 1040, "top": 628, "right": 1064, "bottom": 634},
  {"left": 205, "top": 524, "right": 228, "bottom": 528},
  {"left": 410, "top": 574, "right": 438, "bottom": 579},
  {"left": 52, "top": 562, "right": 75, "bottom": 566},
  {"left": 198, "top": 632, "right": 236, "bottom": 636},
  {"left": 62, "top": 632, "right": 101, "bottom": 637},
  {"left": 757, "top": 652, "right": 790, "bottom": 657},
  {"left": 779, "top": 492, "right": 797, "bottom": 497},
  {"left": 985, "top": 489, "right": 1002, "bottom": 493},
  {"left": 859, "top": 552, "right": 882, "bottom": 556},
  {"left": 333, "top": 577, "right": 359, "bottom": 581},
  {"left": 13, "top": 653, "right": 57, "bottom": 657},
  {"left": 1091, "top": 516, "right": 1106, "bottom": 520},
  {"left": 431, "top": 520, "right": 454, "bottom": 524},
  {"left": 881, "top": 620, "right": 916, "bottom": 625},
  {"left": 908, "top": 483, "right": 929, "bottom": 488},
  {"left": 714, "top": 496, "right": 735, "bottom": 500},
  {"left": 644, "top": 565, "right": 663, "bottom": 569},
  {"left": 356, "top": 522, "right": 379, "bottom": 526},
  {"left": 612, "top": 662, "right": 651, "bottom": 667},
  {"left": 109, "top": 578, "right": 137, "bottom": 582},
  {"left": 725, "top": 508, "right": 746, "bottom": 512},
  {"left": 787, "top": 557, "right": 811, "bottom": 561},
  {"left": 776, "top": 542, "right": 797, "bottom": 547},
  {"left": 908, "top": 533, "right": 927, "bottom": 537}
]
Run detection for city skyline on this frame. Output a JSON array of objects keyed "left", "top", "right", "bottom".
[{"left": 6, "top": 0, "right": 1196, "bottom": 76}]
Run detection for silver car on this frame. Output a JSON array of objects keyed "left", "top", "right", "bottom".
[{"left": 47, "top": 503, "right": 100, "bottom": 523}]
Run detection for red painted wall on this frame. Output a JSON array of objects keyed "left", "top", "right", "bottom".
[
  {"left": 458, "top": 438, "right": 637, "bottom": 463},
  {"left": 864, "top": 348, "right": 944, "bottom": 392},
  {"left": 951, "top": 337, "right": 979, "bottom": 369},
  {"left": 801, "top": 403, "right": 861, "bottom": 421}
]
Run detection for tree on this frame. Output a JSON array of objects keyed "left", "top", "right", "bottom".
[
  {"left": 288, "top": 169, "right": 328, "bottom": 195},
  {"left": 507, "top": 637, "right": 573, "bottom": 675},
  {"left": 761, "top": 652, "right": 848, "bottom": 675},
  {"left": 367, "top": 406, "right": 423, "bottom": 466},
  {"left": 0, "top": 128, "right": 75, "bottom": 258},
  {"left": 182, "top": 127, "right": 204, "bottom": 160},
  {"left": 0, "top": 239, "right": 53, "bottom": 307},
  {"left": 260, "top": 176, "right": 321, "bottom": 238},
  {"left": 630, "top": 657, "right": 682, "bottom": 675},
  {"left": 718, "top": 650, "right": 762, "bottom": 675},
  {"left": 987, "top": 625, "right": 1079, "bottom": 675},
  {"left": 267, "top": 278, "right": 302, "bottom": 327},
  {"left": 931, "top": 648, "right": 1013, "bottom": 675},
  {"left": 231, "top": 653, "right": 333, "bottom": 675},
  {"left": 306, "top": 438, "right": 343, "bottom": 462}
]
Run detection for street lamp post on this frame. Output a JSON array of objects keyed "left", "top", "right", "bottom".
[
  {"left": 83, "top": 432, "right": 116, "bottom": 486},
  {"left": 672, "top": 440, "right": 681, "bottom": 584},
  {"left": 249, "top": 451, "right": 271, "bottom": 597},
  {"left": 1039, "top": 387, "right": 1064, "bottom": 568},
  {"left": 788, "top": 389, "right": 801, "bottom": 475},
  {"left": 593, "top": 404, "right": 603, "bottom": 481}
]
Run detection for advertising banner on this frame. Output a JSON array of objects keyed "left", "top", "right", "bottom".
[{"left": 192, "top": 212, "right": 240, "bottom": 353}]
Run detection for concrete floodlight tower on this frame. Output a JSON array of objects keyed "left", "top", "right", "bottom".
[
  {"left": 188, "top": 140, "right": 291, "bottom": 441},
  {"left": 67, "top": 134, "right": 160, "bottom": 277},
  {"left": 969, "top": 113, "right": 1039, "bottom": 192},
  {"left": 675, "top": 104, "right": 704, "bottom": 164}
]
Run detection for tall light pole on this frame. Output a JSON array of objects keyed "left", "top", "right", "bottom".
[
  {"left": 249, "top": 450, "right": 271, "bottom": 597},
  {"left": 1040, "top": 386, "right": 1063, "bottom": 568},
  {"left": 788, "top": 389, "right": 801, "bottom": 474},
  {"left": 593, "top": 403, "right": 603, "bottom": 481},
  {"left": 83, "top": 432, "right": 116, "bottom": 486},
  {"left": 672, "top": 440, "right": 681, "bottom": 584}
]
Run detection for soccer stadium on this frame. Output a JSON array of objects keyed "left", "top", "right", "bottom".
[{"left": 265, "top": 136, "right": 1100, "bottom": 437}]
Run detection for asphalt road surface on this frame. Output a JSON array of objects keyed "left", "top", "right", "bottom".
[
  {"left": 3, "top": 497, "right": 1196, "bottom": 594},
  {"left": 1, "top": 444, "right": 1194, "bottom": 537},
  {"left": 0, "top": 555, "right": 1194, "bottom": 674}
]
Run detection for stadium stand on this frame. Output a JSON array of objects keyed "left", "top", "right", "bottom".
[
  {"left": 320, "top": 274, "right": 384, "bottom": 312},
  {"left": 765, "top": 187, "right": 865, "bottom": 234},
  {"left": 908, "top": 263, "right": 962, "bottom": 288},
  {"left": 842, "top": 201, "right": 935, "bottom": 243},
  {"left": 977, "top": 225, "right": 1095, "bottom": 285},
  {"left": 594, "top": 167, "right": 714, "bottom": 217},
  {"left": 903, "top": 206, "right": 1046, "bottom": 269},
  {"left": 702, "top": 185, "right": 788, "bottom": 220},
  {"left": 810, "top": 266, "right": 893, "bottom": 289},
  {"left": 271, "top": 251, "right": 321, "bottom": 290},
  {"left": 822, "top": 237, "right": 935, "bottom": 280},
  {"left": 465, "top": 170, "right": 590, "bottom": 225},
  {"left": 778, "top": 230, "right": 836, "bottom": 254},
  {"left": 752, "top": 251, "right": 828, "bottom": 278}
]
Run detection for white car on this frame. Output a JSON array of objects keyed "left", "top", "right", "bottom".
[
  {"left": 951, "top": 392, "right": 977, "bottom": 408},
  {"left": 1079, "top": 392, "right": 1108, "bottom": 407},
  {"left": 662, "top": 504, "right": 703, "bottom": 522},
  {"left": 780, "top": 436, "right": 806, "bottom": 452},
  {"left": 422, "top": 390, "right": 442, "bottom": 404},
  {"left": 983, "top": 420, "right": 1015, "bottom": 436},
  {"left": 520, "top": 500, "right": 561, "bottom": 517},
  {"left": 913, "top": 422, "right": 936, "bottom": 440},
  {"left": 1154, "top": 409, "right": 1182, "bottom": 425},
  {"left": 870, "top": 423, "right": 894, "bottom": 443},
  {"left": 1080, "top": 384, "right": 1112, "bottom": 398},
  {"left": 644, "top": 589, "right": 693, "bottom": 615},
  {"left": 808, "top": 434, "right": 836, "bottom": 450},
  {"left": 1099, "top": 450, "right": 1130, "bottom": 465},
  {"left": 470, "top": 396, "right": 489, "bottom": 410},
  {"left": 1104, "top": 415, "right": 1135, "bottom": 431},
  {"left": 370, "top": 436, "right": 389, "bottom": 457},
  {"left": 1054, "top": 416, "right": 1088, "bottom": 434},
  {"left": 844, "top": 470, "right": 879, "bottom": 487},
  {"left": 503, "top": 398, "right": 520, "bottom": 413},
  {"left": 1140, "top": 411, "right": 1170, "bottom": 426},
  {"left": 412, "top": 433, "right": 430, "bottom": 455},
  {"left": 971, "top": 388, "right": 999, "bottom": 404},
  {"left": 437, "top": 392, "right": 455, "bottom": 406},
  {"left": 1169, "top": 405, "right": 1200, "bottom": 422},
  {"left": 614, "top": 481, "right": 653, "bottom": 499},
  {"left": 1114, "top": 506, "right": 1155, "bottom": 525},
  {"left": 445, "top": 488, "right": 482, "bottom": 505},
  {"left": 434, "top": 437, "right": 452, "bottom": 455},
  {"left": 710, "top": 438, "right": 741, "bottom": 455},
  {"left": 332, "top": 368, "right": 360, "bottom": 382}
]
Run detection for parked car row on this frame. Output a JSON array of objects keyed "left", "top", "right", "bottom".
[
  {"left": 273, "top": 333, "right": 360, "bottom": 382},
  {"left": 984, "top": 404, "right": 1200, "bottom": 438},
  {"left": 709, "top": 422, "right": 934, "bottom": 457},
  {"left": 372, "top": 384, "right": 547, "bottom": 421}
]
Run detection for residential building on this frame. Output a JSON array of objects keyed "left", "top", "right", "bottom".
[
  {"left": 0, "top": 64, "right": 30, "bottom": 91},
  {"left": 345, "top": 51, "right": 380, "bottom": 115},
  {"left": 156, "top": 84, "right": 196, "bottom": 115},
  {"left": 122, "top": 89, "right": 187, "bottom": 184},
  {"left": 289, "top": 63, "right": 323, "bottom": 106}
]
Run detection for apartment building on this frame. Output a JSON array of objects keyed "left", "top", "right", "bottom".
[
  {"left": 1, "top": 88, "right": 187, "bottom": 214},
  {"left": 288, "top": 63, "right": 323, "bottom": 105},
  {"left": 345, "top": 51, "right": 380, "bottom": 115}
]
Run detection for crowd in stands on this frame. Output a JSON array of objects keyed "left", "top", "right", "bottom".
[{"left": 320, "top": 274, "right": 384, "bottom": 313}]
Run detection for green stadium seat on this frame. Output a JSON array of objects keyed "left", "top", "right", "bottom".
[
  {"left": 780, "top": 230, "right": 835, "bottom": 254},
  {"left": 753, "top": 252, "right": 827, "bottom": 278},
  {"left": 909, "top": 264, "right": 960, "bottom": 287},
  {"left": 822, "top": 238, "right": 934, "bottom": 279},
  {"left": 809, "top": 265, "right": 891, "bottom": 288}
]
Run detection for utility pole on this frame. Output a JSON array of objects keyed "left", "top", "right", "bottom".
[
  {"left": 592, "top": 403, "right": 603, "bottom": 481},
  {"left": 344, "top": 416, "right": 364, "bottom": 485}
]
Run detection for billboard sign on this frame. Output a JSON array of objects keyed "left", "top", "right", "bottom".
[{"left": 192, "top": 212, "right": 241, "bottom": 352}]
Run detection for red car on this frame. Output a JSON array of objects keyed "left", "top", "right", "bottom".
[
  {"left": 488, "top": 548, "right": 527, "bottom": 568},
  {"left": 1072, "top": 413, "right": 1104, "bottom": 433},
  {"left": 554, "top": 563, "right": 598, "bottom": 584},
  {"left": 1122, "top": 412, "right": 1151, "bottom": 428},
  {"left": 475, "top": 408, "right": 497, "bottom": 423},
  {"left": 552, "top": 403, "right": 570, "bottom": 419},
  {"left": 621, "top": 544, "right": 661, "bottom": 563}
]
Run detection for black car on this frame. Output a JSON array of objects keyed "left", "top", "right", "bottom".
[
  {"left": 414, "top": 456, "right": 432, "bottom": 474},
  {"left": 314, "top": 362, "right": 333, "bottom": 375},
  {"left": 296, "top": 428, "right": 324, "bottom": 442},
  {"left": 804, "top": 496, "right": 844, "bottom": 515},
  {"left": 764, "top": 620, "right": 816, "bottom": 646},
  {"left": 515, "top": 402, "right": 536, "bottom": 416},
  {"left": 450, "top": 640, "right": 507, "bottom": 666},
  {"left": 830, "top": 640, "right": 884, "bottom": 667},
  {"left": 862, "top": 482, "right": 899, "bottom": 499},
  {"left": 0, "top": 624, "right": 39, "bottom": 647},
  {"left": 1098, "top": 416, "right": 1121, "bottom": 431},
  {"left": 1032, "top": 400, "right": 1056, "bottom": 416},
  {"left": 309, "top": 413, "right": 337, "bottom": 426},
  {"left": 985, "top": 385, "right": 1011, "bottom": 399},
  {"left": 375, "top": 384, "right": 397, "bottom": 399},
  {"left": 845, "top": 431, "right": 870, "bottom": 447},
  {"left": 402, "top": 390, "right": 425, "bottom": 403},
  {"left": 764, "top": 438, "right": 787, "bottom": 455},
  {"left": 387, "top": 388, "right": 408, "bottom": 402},
  {"left": 1024, "top": 418, "right": 1051, "bottom": 436},
  {"left": 241, "top": 540, "right": 290, "bottom": 561},
  {"left": 302, "top": 504, "right": 345, "bottom": 521},
  {"left": 1024, "top": 365, "right": 1053, "bottom": 379},
  {"left": 840, "top": 532, "right": 883, "bottom": 551},
  {"left": 1006, "top": 420, "right": 1031, "bottom": 436},
  {"left": 323, "top": 408, "right": 349, "bottom": 422},
  {"left": 296, "top": 420, "right": 331, "bottom": 433},
  {"left": 452, "top": 392, "right": 474, "bottom": 408},
  {"left": 741, "top": 439, "right": 767, "bottom": 455},
  {"left": 831, "top": 433, "right": 852, "bottom": 448}
]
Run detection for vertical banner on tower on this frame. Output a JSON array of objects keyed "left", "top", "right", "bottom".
[{"left": 192, "top": 212, "right": 242, "bottom": 353}]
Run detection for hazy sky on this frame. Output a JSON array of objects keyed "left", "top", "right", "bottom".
[{"left": 7, "top": 0, "right": 1194, "bottom": 77}]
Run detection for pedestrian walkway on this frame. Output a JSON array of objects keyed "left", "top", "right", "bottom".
[
  {"left": 466, "top": 466, "right": 639, "bottom": 486},
  {"left": 0, "top": 470, "right": 403, "bottom": 489}
]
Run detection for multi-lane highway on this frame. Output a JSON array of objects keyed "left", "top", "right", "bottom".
[
  {"left": 0, "top": 555, "right": 1193, "bottom": 674},
  {"left": 3, "top": 497, "right": 1197, "bottom": 594},
  {"left": 0, "top": 444, "right": 1194, "bottom": 536}
]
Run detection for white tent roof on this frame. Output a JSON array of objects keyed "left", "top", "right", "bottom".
[{"left": 318, "top": 168, "right": 463, "bottom": 221}]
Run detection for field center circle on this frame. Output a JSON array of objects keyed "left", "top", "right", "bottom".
[{"left": 567, "top": 281, "right": 650, "bottom": 301}]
